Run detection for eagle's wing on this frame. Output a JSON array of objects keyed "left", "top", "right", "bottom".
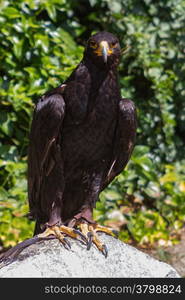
[
  {"left": 28, "top": 89, "right": 65, "bottom": 221},
  {"left": 101, "top": 98, "right": 137, "bottom": 190}
]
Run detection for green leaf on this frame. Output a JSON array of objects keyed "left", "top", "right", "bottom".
[
  {"left": 0, "top": 187, "right": 8, "bottom": 201},
  {"left": 13, "top": 39, "right": 24, "bottom": 59},
  {"left": 132, "top": 146, "right": 150, "bottom": 158},
  {"left": 0, "top": 113, "right": 14, "bottom": 137},
  {"left": 2, "top": 7, "right": 20, "bottom": 18}
]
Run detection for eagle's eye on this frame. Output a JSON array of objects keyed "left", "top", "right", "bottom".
[
  {"left": 110, "top": 41, "right": 118, "bottom": 48},
  {"left": 89, "top": 41, "right": 97, "bottom": 49}
]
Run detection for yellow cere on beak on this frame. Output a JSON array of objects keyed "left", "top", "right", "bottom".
[{"left": 94, "top": 41, "right": 113, "bottom": 63}]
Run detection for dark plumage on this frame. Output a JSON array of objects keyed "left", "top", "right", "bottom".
[
  {"left": 0, "top": 32, "right": 137, "bottom": 264},
  {"left": 28, "top": 31, "right": 137, "bottom": 239},
  {"left": 28, "top": 32, "right": 137, "bottom": 236}
]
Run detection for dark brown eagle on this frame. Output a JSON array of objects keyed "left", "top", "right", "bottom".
[{"left": 0, "top": 31, "right": 136, "bottom": 264}]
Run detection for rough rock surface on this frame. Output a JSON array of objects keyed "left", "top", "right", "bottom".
[{"left": 0, "top": 234, "right": 180, "bottom": 278}]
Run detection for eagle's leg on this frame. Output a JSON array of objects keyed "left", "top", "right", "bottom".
[
  {"left": 78, "top": 223, "right": 118, "bottom": 257},
  {"left": 38, "top": 206, "right": 88, "bottom": 247},
  {"left": 36, "top": 224, "right": 87, "bottom": 249},
  {"left": 72, "top": 208, "right": 118, "bottom": 257},
  {"left": 34, "top": 206, "right": 86, "bottom": 248}
]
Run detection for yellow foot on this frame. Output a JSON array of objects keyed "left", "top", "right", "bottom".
[
  {"left": 37, "top": 225, "right": 87, "bottom": 250},
  {"left": 78, "top": 223, "right": 119, "bottom": 258}
]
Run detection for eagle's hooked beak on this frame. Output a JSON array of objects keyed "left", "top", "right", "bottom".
[
  {"left": 100, "top": 41, "right": 109, "bottom": 63},
  {"left": 94, "top": 41, "right": 113, "bottom": 63},
  {"left": 99, "top": 41, "right": 109, "bottom": 63}
]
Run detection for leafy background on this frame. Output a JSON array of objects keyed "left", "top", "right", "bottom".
[{"left": 0, "top": 0, "right": 185, "bottom": 253}]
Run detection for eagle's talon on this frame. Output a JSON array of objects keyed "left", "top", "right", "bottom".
[
  {"left": 102, "top": 244, "right": 108, "bottom": 258},
  {"left": 76, "top": 222, "right": 116, "bottom": 257},
  {"left": 87, "top": 231, "right": 93, "bottom": 237},
  {"left": 87, "top": 232, "right": 93, "bottom": 250},
  {"left": 63, "top": 237, "right": 71, "bottom": 250},
  {"left": 73, "top": 229, "right": 87, "bottom": 243}
]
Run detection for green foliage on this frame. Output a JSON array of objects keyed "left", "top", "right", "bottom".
[
  {"left": 95, "top": 145, "right": 185, "bottom": 245},
  {"left": 0, "top": 0, "right": 185, "bottom": 249}
]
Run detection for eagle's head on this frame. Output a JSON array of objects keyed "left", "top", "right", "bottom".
[{"left": 85, "top": 31, "right": 121, "bottom": 68}]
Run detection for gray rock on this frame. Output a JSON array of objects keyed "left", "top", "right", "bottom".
[{"left": 0, "top": 234, "right": 180, "bottom": 278}]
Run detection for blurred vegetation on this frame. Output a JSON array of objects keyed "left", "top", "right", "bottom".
[{"left": 0, "top": 0, "right": 185, "bottom": 250}]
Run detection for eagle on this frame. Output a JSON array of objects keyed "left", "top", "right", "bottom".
[{"left": 0, "top": 31, "right": 137, "bottom": 264}]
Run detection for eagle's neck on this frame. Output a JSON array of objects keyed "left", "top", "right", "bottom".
[
  {"left": 83, "top": 58, "right": 120, "bottom": 115},
  {"left": 84, "top": 57, "right": 119, "bottom": 96}
]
